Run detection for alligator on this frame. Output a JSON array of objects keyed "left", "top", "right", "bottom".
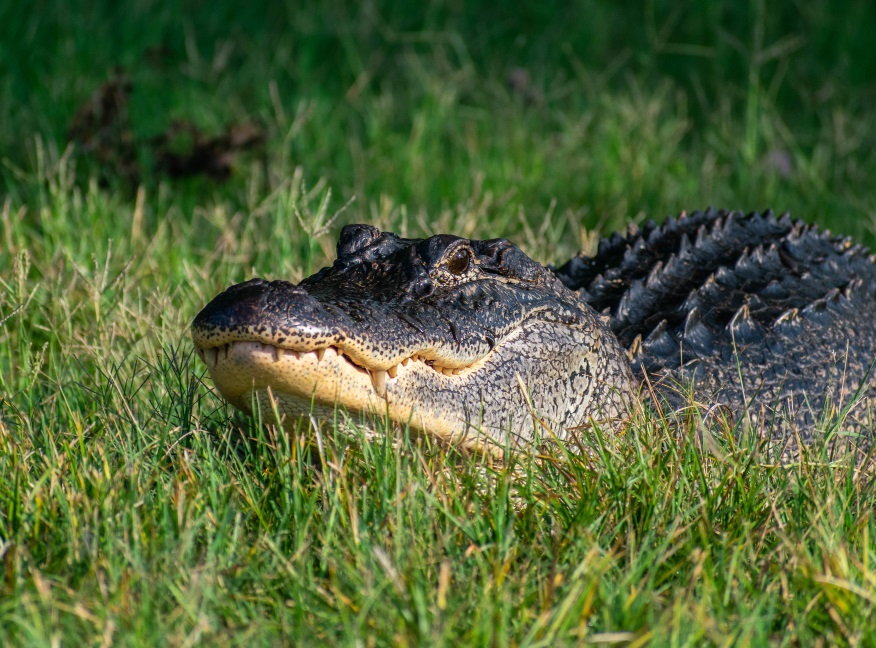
[{"left": 192, "top": 208, "right": 876, "bottom": 455}]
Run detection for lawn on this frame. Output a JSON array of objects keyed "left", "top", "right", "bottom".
[{"left": 2, "top": 0, "right": 876, "bottom": 644}]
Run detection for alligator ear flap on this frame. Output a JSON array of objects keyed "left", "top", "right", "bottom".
[{"left": 727, "top": 304, "right": 764, "bottom": 344}]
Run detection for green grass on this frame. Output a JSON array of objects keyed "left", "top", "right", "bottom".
[{"left": 2, "top": 0, "right": 876, "bottom": 644}]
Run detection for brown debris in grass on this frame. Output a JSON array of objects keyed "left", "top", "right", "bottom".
[
  {"left": 67, "top": 71, "right": 264, "bottom": 185},
  {"left": 67, "top": 70, "right": 139, "bottom": 184},
  {"left": 151, "top": 120, "right": 264, "bottom": 181}
]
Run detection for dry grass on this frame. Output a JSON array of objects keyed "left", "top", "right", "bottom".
[{"left": 2, "top": 0, "right": 876, "bottom": 644}]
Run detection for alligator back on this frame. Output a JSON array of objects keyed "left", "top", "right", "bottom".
[{"left": 555, "top": 208, "right": 876, "bottom": 448}]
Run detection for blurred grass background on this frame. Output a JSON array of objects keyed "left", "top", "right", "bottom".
[
  {"left": 3, "top": 1, "right": 876, "bottom": 645},
  {"left": 2, "top": 0, "right": 875, "bottom": 250}
]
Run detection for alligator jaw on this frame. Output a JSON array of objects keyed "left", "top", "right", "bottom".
[
  {"left": 197, "top": 340, "right": 384, "bottom": 421},
  {"left": 195, "top": 337, "right": 484, "bottom": 401},
  {"left": 193, "top": 337, "right": 506, "bottom": 447}
]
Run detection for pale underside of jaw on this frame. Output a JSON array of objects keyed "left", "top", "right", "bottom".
[
  {"left": 196, "top": 339, "right": 470, "bottom": 399},
  {"left": 195, "top": 339, "right": 504, "bottom": 446}
]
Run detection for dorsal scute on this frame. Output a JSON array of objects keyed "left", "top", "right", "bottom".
[
  {"left": 554, "top": 208, "right": 876, "bottom": 370},
  {"left": 682, "top": 307, "right": 715, "bottom": 357}
]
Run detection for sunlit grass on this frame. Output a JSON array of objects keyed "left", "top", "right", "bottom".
[
  {"left": 2, "top": 0, "right": 876, "bottom": 644},
  {"left": 2, "top": 157, "right": 876, "bottom": 644}
]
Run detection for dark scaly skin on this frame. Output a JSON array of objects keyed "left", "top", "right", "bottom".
[
  {"left": 556, "top": 208, "right": 876, "bottom": 453},
  {"left": 193, "top": 209, "right": 876, "bottom": 455},
  {"left": 192, "top": 225, "right": 634, "bottom": 451}
]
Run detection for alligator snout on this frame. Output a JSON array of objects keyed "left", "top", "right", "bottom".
[
  {"left": 191, "top": 277, "right": 341, "bottom": 354},
  {"left": 193, "top": 278, "right": 317, "bottom": 332}
]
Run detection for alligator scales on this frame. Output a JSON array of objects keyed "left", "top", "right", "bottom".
[{"left": 192, "top": 209, "right": 876, "bottom": 453}]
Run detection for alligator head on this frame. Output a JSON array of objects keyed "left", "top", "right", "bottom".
[{"left": 192, "top": 224, "right": 634, "bottom": 450}]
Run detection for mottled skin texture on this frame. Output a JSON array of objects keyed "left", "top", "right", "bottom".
[
  {"left": 556, "top": 208, "right": 876, "bottom": 452},
  {"left": 193, "top": 209, "right": 876, "bottom": 455},
  {"left": 192, "top": 225, "right": 634, "bottom": 450}
]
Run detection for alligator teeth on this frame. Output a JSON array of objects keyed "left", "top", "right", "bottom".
[
  {"left": 401, "top": 358, "right": 409, "bottom": 367},
  {"left": 204, "top": 347, "right": 219, "bottom": 368},
  {"left": 316, "top": 348, "right": 326, "bottom": 361},
  {"left": 387, "top": 364, "right": 398, "bottom": 378},
  {"left": 371, "top": 370, "right": 388, "bottom": 398},
  {"left": 269, "top": 345, "right": 279, "bottom": 362}
]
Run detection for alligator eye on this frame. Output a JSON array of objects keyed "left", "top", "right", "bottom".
[{"left": 446, "top": 248, "right": 471, "bottom": 275}]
